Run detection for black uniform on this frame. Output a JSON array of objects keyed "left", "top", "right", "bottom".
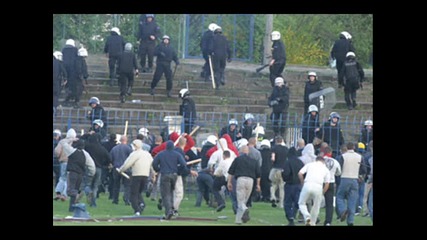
[
  {"left": 137, "top": 15, "right": 161, "bottom": 72},
  {"left": 179, "top": 96, "right": 197, "bottom": 134},
  {"left": 87, "top": 104, "right": 108, "bottom": 132},
  {"left": 104, "top": 31, "right": 125, "bottom": 85},
  {"left": 200, "top": 29, "right": 214, "bottom": 79},
  {"left": 74, "top": 56, "right": 88, "bottom": 106},
  {"left": 268, "top": 84, "right": 290, "bottom": 137},
  {"left": 339, "top": 57, "right": 364, "bottom": 109},
  {"left": 62, "top": 44, "right": 78, "bottom": 105},
  {"left": 151, "top": 41, "right": 179, "bottom": 94},
  {"left": 209, "top": 31, "right": 231, "bottom": 88},
  {"left": 269, "top": 40, "right": 286, "bottom": 87},
  {"left": 316, "top": 121, "right": 344, "bottom": 157},
  {"left": 301, "top": 112, "right": 320, "bottom": 145},
  {"left": 331, "top": 36, "right": 355, "bottom": 81},
  {"left": 219, "top": 125, "right": 240, "bottom": 143},
  {"left": 303, "top": 79, "right": 323, "bottom": 113},
  {"left": 53, "top": 57, "right": 67, "bottom": 111},
  {"left": 117, "top": 50, "right": 138, "bottom": 101}
]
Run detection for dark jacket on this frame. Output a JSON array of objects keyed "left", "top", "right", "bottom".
[
  {"left": 210, "top": 33, "right": 231, "bottom": 59},
  {"left": 301, "top": 113, "right": 320, "bottom": 145},
  {"left": 76, "top": 56, "right": 88, "bottom": 81},
  {"left": 331, "top": 38, "right": 355, "bottom": 62},
  {"left": 200, "top": 30, "right": 214, "bottom": 53},
  {"left": 219, "top": 126, "right": 240, "bottom": 143},
  {"left": 304, "top": 79, "right": 323, "bottom": 106},
  {"left": 316, "top": 121, "right": 345, "bottom": 153},
  {"left": 359, "top": 128, "right": 373, "bottom": 146},
  {"left": 268, "top": 85, "right": 290, "bottom": 113},
  {"left": 282, "top": 147, "right": 304, "bottom": 184},
  {"left": 84, "top": 133, "right": 112, "bottom": 168},
  {"left": 152, "top": 141, "right": 187, "bottom": 174},
  {"left": 62, "top": 45, "right": 78, "bottom": 80},
  {"left": 53, "top": 57, "right": 67, "bottom": 94},
  {"left": 154, "top": 43, "right": 179, "bottom": 64},
  {"left": 180, "top": 97, "right": 196, "bottom": 123},
  {"left": 104, "top": 32, "right": 125, "bottom": 57},
  {"left": 272, "top": 40, "right": 286, "bottom": 65},
  {"left": 137, "top": 19, "right": 161, "bottom": 42},
  {"left": 117, "top": 51, "right": 138, "bottom": 74},
  {"left": 339, "top": 58, "right": 365, "bottom": 88}
]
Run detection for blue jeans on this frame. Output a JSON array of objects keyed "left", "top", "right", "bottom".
[
  {"left": 54, "top": 162, "right": 68, "bottom": 196},
  {"left": 284, "top": 183, "right": 302, "bottom": 222},
  {"left": 357, "top": 180, "right": 365, "bottom": 209},
  {"left": 336, "top": 178, "right": 358, "bottom": 225},
  {"left": 368, "top": 187, "right": 373, "bottom": 221}
]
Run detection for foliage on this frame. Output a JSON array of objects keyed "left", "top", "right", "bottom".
[{"left": 53, "top": 14, "right": 372, "bottom": 67}]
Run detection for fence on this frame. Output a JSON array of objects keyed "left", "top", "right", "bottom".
[{"left": 53, "top": 108, "right": 371, "bottom": 150}]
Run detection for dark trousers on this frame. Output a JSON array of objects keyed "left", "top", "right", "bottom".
[
  {"left": 151, "top": 62, "right": 173, "bottom": 91},
  {"left": 212, "top": 55, "right": 226, "bottom": 88},
  {"left": 53, "top": 162, "right": 60, "bottom": 187},
  {"left": 284, "top": 183, "right": 302, "bottom": 222},
  {"left": 344, "top": 88, "right": 357, "bottom": 108},
  {"left": 130, "top": 175, "right": 148, "bottom": 213},
  {"left": 202, "top": 52, "right": 211, "bottom": 76},
  {"left": 271, "top": 112, "right": 287, "bottom": 137},
  {"left": 269, "top": 63, "right": 286, "bottom": 87},
  {"left": 196, "top": 172, "right": 214, "bottom": 206},
  {"left": 119, "top": 72, "right": 134, "bottom": 96},
  {"left": 336, "top": 60, "right": 344, "bottom": 83},
  {"left": 160, "top": 173, "right": 178, "bottom": 216},
  {"left": 108, "top": 55, "right": 120, "bottom": 79},
  {"left": 212, "top": 176, "right": 227, "bottom": 206},
  {"left": 260, "top": 174, "right": 271, "bottom": 201},
  {"left": 139, "top": 41, "right": 155, "bottom": 69},
  {"left": 324, "top": 182, "right": 335, "bottom": 225},
  {"left": 112, "top": 170, "right": 130, "bottom": 204}
]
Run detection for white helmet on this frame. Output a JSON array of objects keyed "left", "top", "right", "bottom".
[
  {"left": 138, "top": 127, "right": 149, "bottom": 136},
  {"left": 162, "top": 35, "right": 170, "bottom": 40},
  {"left": 275, "top": 77, "right": 284, "bottom": 86},
  {"left": 244, "top": 113, "right": 254, "bottom": 121},
  {"left": 253, "top": 125, "right": 265, "bottom": 135},
  {"left": 53, "top": 129, "right": 61, "bottom": 137},
  {"left": 260, "top": 139, "right": 271, "bottom": 148},
  {"left": 308, "top": 104, "right": 318, "bottom": 113},
  {"left": 346, "top": 52, "right": 356, "bottom": 58},
  {"left": 125, "top": 43, "right": 133, "bottom": 51},
  {"left": 207, "top": 135, "right": 218, "bottom": 145},
  {"left": 179, "top": 88, "right": 189, "bottom": 98},
  {"left": 65, "top": 39, "right": 75, "bottom": 47},
  {"left": 53, "top": 51, "right": 63, "bottom": 61},
  {"left": 88, "top": 96, "right": 100, "bottom": 105},
  {"left": 308, "top": 71, "right": 317, "bottom": 78},
  {"left": 271, "top": 31, "right": 281, "bottom": 40},
  {"left": 235, "top": 138, "right": 248, "bottom": 150},
  {"left": 364, "top": 120, "right": 373, "bottom": 126},
  {"left": 93, "top": 119, "right": 104, "bottom": 128},
  {"left": 214, "top": 25, "right": 222, "bottom": 33},
  {"left": 229, "top": 118, "right": 238, "bottom": 126},
  {"left": 341, "top": 31, "right": 352, "bottom": 40},
  {"left": 78, "top": 48, "right": 88, "bottom": 57},
  {"left": 111, "top": 27, "right": 120, "bottom": 35},
  {"left": 208, "top": 23, "right": 218, "bottom": 31}
]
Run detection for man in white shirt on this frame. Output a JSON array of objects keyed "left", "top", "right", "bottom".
[{"left": 298, "top": 156, "right": 330, "bottom": 226}]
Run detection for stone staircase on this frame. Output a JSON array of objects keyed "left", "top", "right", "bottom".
[{"left": 54, "top": 54, "right": 373, "bottom": 143}]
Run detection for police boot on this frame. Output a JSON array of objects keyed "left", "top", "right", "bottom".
[
  {"left": 109, "top": 78, "right": 114, "bottom": 87},
  {"left": 120, "top": 95, "right": 125, "bottom": 103},
  {"left": 167, "top": 90, "right": 172, "bottom": 98},
  {"left": 126, "top": 86, "right": 132, "bottom": 96},
  {"left": 220, "top": 73, "right": 225, "bottom": 85}
]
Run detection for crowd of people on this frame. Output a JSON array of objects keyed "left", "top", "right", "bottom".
[{"left": 53, "top": 16, "right": 373, "bottom": 225}]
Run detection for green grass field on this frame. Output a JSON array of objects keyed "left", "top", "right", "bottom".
[{"left": 53, "top": 188, "right": 373, "bottom": 226}]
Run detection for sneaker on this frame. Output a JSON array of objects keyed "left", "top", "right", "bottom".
[
  {"left": 173, "top": 210, "right": 179, "bottom": 217},
  {"left": 355, "top": 206, "right": 362, "bottom": 216},
  {"left": 288, "top": 220, "right": 295, "bottom": 226},
  {"left": 165, "top": 211, "right": 174, "bottom": 220},
  {"left": 325, "top": 223, "right": 331, "bottom": 226},
  {"left": 242, "top": 209, "right": 250, "bottom": 223},
  {"left": 150, "top": 88, "right": 155, "bottom": 96},
  {"left": 135, "top": 212, "right": 140, "bottom": 216},
  {"left": 271, "top": 200, "right": 277, "bottom": 208},
  {"left": 305, "top": 218, "right": 311, "bottom": 226},
  {"left": 362, "top": 212, "right": 370, "bottom": 217},
  {"left": 140, "top": 203, "right": 145, "bottom": 212},
  {"left": 216, "top": 204, "right": 226, "bottom": 212}
]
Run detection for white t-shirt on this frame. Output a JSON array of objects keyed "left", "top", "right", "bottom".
[
  {"left": 324, "top": 157, "right": 341, "bottom": 183},
  {"left": 299, "top": 161, "right": 330, "bottom": 186},
  {"left": 214, "top": 158, "right": 234, "bottom": 179}
]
